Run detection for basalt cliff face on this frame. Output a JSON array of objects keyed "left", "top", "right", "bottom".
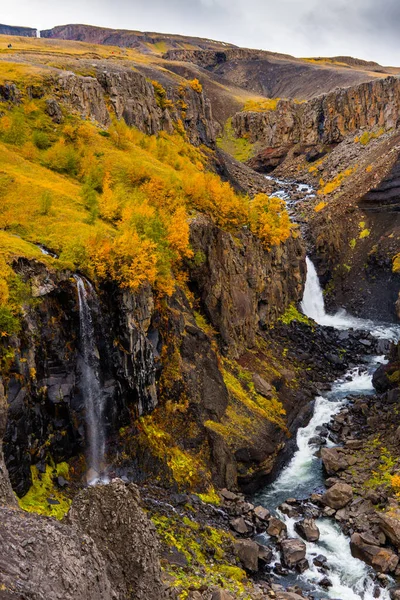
[
  {"left": 54, "top": 69, "right": 216, "bottom": 145},
  {"left": 3, "top": 216, "right": 306, "bottom": 497},
  {"left": 233, "top": 76, "right": 400, "bottom": 155}
]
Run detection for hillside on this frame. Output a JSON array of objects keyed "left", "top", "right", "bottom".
[{"left": 1, "top": 25, "right": 400, "bottom": 600}]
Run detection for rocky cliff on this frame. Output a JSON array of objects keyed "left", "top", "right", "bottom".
[
  {"left": 52, "top": 69, "right": 216, "bottom": 145},
  {"left": 0, "top": 24, "right": 37, "bottom": 37},
  {"left": 233, "top": 76, "right": 400, "bottom": 159}
]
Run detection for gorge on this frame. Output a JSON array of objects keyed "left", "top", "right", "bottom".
[{"left": 0, "top": 20, "right": 400, "bottom": 600}]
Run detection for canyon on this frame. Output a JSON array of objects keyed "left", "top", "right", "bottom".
[{"left": 0, "top": 22, "right": 399, "bottom": 600}]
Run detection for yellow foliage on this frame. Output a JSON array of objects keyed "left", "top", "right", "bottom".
[
  {"left": 393, "top": 254, "right": 400, "bottom": 273},
  {"left": 249, "top": 194, "right": 292, "bottom": 249},
  {"left": 243, "top": 98, "right": 279, "bottom": 112},
  {"left": 188, "top": 78, "right": 203, "bottom": 93},
  {"left": 318, "top": 167, "right": 356, "bottom": 195},
  {"left": 0, "top": 95, "right": 294, "bottom": 301},
  {"left": 314, "top": 201, "right": 327, "bottom": 212}
]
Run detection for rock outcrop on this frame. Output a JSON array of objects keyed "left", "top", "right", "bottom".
[
  {"left": 68, "top": 480, "right": 164, "bottom": 600},
  {"left": 189, "top": 216, "right": 306, "bottom": 357},
  {"left": 0, "top": 24, "right": 37, "bottom": 37},
  {"left": 232, "top": 76, "right": 400, "bottom": 156}
]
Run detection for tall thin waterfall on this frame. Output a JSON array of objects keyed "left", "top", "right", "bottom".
[
  {"left": 300, "top": 257, "right": 327, "bottom": 322},
  {"left": 75, "top": 276, "right": 108, "bottom": 485}
]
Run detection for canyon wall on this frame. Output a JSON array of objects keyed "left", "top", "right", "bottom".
[{"left": 233, "top": 76, "right": 400, "bottom": 151}]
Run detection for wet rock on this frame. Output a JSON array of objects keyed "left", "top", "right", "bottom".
[
  {"left": 322, "top": 483, "right": 353, "bottom": 509},
  {"left": 234, "top": 539, "right": 259, "bottom": 571},
  {"left": 321, "top": 447, "right": 349, "bottom": 475},
  {"left": 280, "top": 502, "right": 300, "bottom": 518},
  {"left": 294, "top": 518, "right": 320, "bottom": 542},
  {"left": 296, "top": 558, "right": 309, "bottom": 573},
  {"left": 281, "top": 538, "right": 307, "bottom": 568},
  {"left": 267, "top": 517, "right": 287, "bottom": 539},
  {"left": 320, "top": 577, "right": 333, "bottom": 589},
  {"left": 67, "top": 479, "right": 164, "bottom": 599},
  {"left": 350, "top": 533, "right": 399, "bottom": 573},
  {"left": 258, "top": 544, "right": 273, "bottom": 564},
  {"left": 313, "top": 554, "right": 328, "bottom": 567},
  {"left": 275, "top": 594, "right": 305, "bottom": 600},
  {"left": 254, "top": 505, "right": 270, "bottom": 521}
]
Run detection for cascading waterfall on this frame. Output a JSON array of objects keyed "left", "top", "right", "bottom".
[
  {"left": 75, "top": 275, "right": 108, "bottom": 485},
  {"left": 254, "top": 178, "right": 400, "bottom": 599},
  {"left": 301, "top": 256, "right": 400, "bottom": 340}
]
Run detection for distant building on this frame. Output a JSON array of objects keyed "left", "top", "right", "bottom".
[{"left": 0, "top": 24, "right": 37, "bottom": 38}]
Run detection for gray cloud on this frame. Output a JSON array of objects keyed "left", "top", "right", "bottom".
[{"left": 2, "top": 0, "right": 399, "bottom": 65}]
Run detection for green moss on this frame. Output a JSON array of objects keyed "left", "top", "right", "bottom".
[
  {"left": 18, "top": 463, "right": 72, "bottom": 520},
  {"left": 349, "top": 238, "right": 357, "bottom": 249},
  {"left": 279, "top": 303, "right": 311, "bottom": 326},
  {"left": 216, "top": 118, "right": 255, "bottom": 162},
  {"left": 151, "top": 512, "right": 249, "bottom": 598},
  {"left": 359, "top": 228, "right": 371, "bottom": 239}
]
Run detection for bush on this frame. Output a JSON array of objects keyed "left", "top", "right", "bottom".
[
  {"left": 43, "top": 140, "right": 79, "bottom": 175},
  {"left": 32, "top": 130, "right": 51, "bottom": 150}
]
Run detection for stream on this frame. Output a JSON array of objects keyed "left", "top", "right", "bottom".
[{"left": 251, "top": 178, "right": 400, "bottom": 599}]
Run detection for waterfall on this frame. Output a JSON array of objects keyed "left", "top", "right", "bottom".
[
  {"left": 300, "top": 256, "right": 395, "bottom": 335},
  {"left": 300, "top": 257, "right": 327, "bottom": 322},
  {"left": 75, "top": 276, "right": 108, "bottom": 485}
]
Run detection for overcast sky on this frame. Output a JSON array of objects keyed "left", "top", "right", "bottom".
[{"left": 2, "top": 0, "right": 400, "bottom": 66}]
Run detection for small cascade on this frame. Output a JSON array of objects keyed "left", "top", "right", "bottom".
[
  {"left": 301, "top": 257, "right": 400, "bottom": 339},
  {"left": 75, "top": 275, "right": 108, "bottom": 485}
]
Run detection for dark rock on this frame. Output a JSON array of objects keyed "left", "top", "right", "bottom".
[
  {"left": 281, "top": 538, "right": 307, "bottom": 568},
  {"left": 296, "top": 558, "right": 309, "bottom": 573},
  {"left": 267, "top": 517, "right": 287, "bottom": 539},
  {"left": 313, "top": 554, "right": 328, "bottom": 567},
  {"left": 234, "top": 539, "right": 259, "bottom": 571},
  {"left": 322, "top": 483, "right": 353, "bottom": 509},
  {"left": 320, "top": 577, "right": 333, "bottom": 589},
  {"left": 350, "top": 533, "right": 399, "bottom": 573},
  {"left": 321, "top": 447, "right": 349, "bottom": 475},
  {"left": 45, "top": 98, "right": 63, "bottom": 123},
  {"left": 253, "top": 505, "right": 270, "bottom": 521},
  {"left": 294, "top": 518, "right": 320, "bottom": 542}
]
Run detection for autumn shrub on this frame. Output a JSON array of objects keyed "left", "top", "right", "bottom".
[
  {"left": 32, "top": 130, "right": 51, "bottom": 150},
  {"left": 0, "top": 99, "right": 294, "bottom": 300},
  {"left": 43, "top": 139, "right": 80, "bottom": 175},
  {"left": 188, "top": 78, "right": 203, "bottom": 93}
]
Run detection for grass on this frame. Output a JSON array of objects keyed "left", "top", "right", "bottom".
[{"left": 216, "top": 117, "right": 255, "bottom": 162}]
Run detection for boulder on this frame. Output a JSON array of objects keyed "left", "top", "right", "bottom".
[
  {"left": 211, "top": 590, "right": 234, "bottom": 600},
  {"left": 322, "top": 483, "right": 353, "bottom": 509},
  {"left": 234, "top": 539, "right": 259, "bottom": 571},
  {"left": 294, "top": 518, "right": 320, "bottom": 542},
  {"left": 379, "top": 512, "right": 400, "bottom": 549},
  {"left": 350, "top": 533, "right": 399, "bottom": 573},
  {"left": 230, "top": 517, "right": 251, "bottom": 534},
  {"left": 321, "top": 447, "right": 348, "bottom": 475},
  {"left": 281, "top": 538, "right": 307, "bottom": 568},
  {"left": 67, "top": 479, "right": 164, "bottom": 600},
  {"left": 252, "top": 373, "right": 273, "bottom": 398},
  {"left": 258, "top": 544, "right": 273, "bottom": 564},
  {"left": 254, "top": 505, "right": 270, "bottom": 521},
  {"left": 268, "top": 516, "right": 287, "bottom": 539}
]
